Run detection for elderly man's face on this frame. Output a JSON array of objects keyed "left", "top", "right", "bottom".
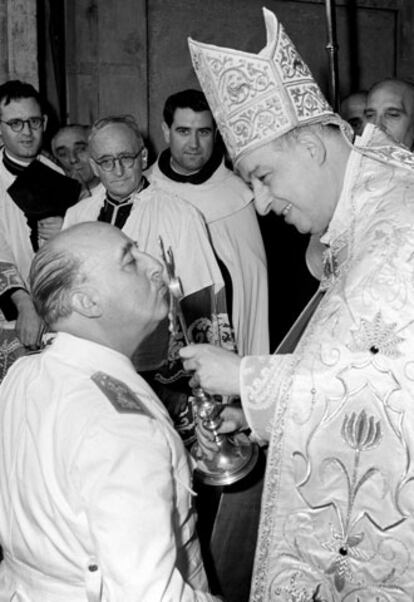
[
  {"left": 162, "top": 108, "right": 215, "bottom": 175},
  {"left": 90, "top": 124, "right": 144, "bottom": 201},
  {"left": 82, "top": 224, "right": 168, "bottom": 344},
  {"left": 365, "top": 81, "right": 414, "bottom": 148},
  {"left": 52, "top": 126, "right": 94, "bottom": 185},
  {"left": 0, "top": 97, "right": 45, "bottom": 162},
  {"left": 238, "top": 136, "right": 336, "bottom": 235}
]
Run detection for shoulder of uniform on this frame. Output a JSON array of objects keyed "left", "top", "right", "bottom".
[{"left": 91, "top": 371, "right": 153, "bottom": 416}]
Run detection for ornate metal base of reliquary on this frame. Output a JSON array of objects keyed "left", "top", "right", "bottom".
[
  {"left": 190, "top": 386, "right": 259, "bottom": 486},
  {"left": 159, "top": 237, "right": 259, "bottom": 487}
]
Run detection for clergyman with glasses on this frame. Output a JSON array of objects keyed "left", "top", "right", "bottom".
[
  {"left": 63, "top": 115, "right": 235, "bottom": 446},
  {"left": 0, "top": 80, "right": 80, "bottom": 380}
]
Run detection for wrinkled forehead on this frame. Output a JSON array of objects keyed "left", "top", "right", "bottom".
[
  {"left": 60, "top": 222, "right": 132, "bottom": 259},
  {"left": 90, "top": 123, "right": 140, "bottom": 154},
  {"left": 236, "top": 140, "right": 285, "bottom": 183},
  {"left": 368, "top": 82, "right": 414, "bottom": 111},
  {"left": 53, "top": 128, "right": 88, "bottom": 150}
]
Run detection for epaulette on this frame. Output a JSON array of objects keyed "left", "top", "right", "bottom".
[{"left": 91, "top": 371, "right": 153, "bottom": 416}]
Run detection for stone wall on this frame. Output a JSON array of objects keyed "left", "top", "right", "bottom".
[{"left": 0, "top": 0, "right": 38, "bottom": 87}]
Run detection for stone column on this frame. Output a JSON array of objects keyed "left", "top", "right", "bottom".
[{"left": 0, "top": 0, "right": 38, "bottom": 86}]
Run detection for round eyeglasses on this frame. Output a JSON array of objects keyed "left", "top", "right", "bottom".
[
  {"left": 0, "top": 117, "right": 43, "bottom": 132},
  {"left": 92, "top": 148, "right": 144, "bottom": 172}
]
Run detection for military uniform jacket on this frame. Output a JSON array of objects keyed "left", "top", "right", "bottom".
[{"left": 0, "top": 332, "right": 217, "bottom": 601}]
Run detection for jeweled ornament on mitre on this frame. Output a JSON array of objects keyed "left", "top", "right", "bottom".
[{"left": 188, "top": 7, "right": 348, "bottom": 164}]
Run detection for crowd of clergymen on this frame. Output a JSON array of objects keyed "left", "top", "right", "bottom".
[
  {"left": 1, "top": 6, "right": 414, "bottom": 599},
  {"left": 1, "top": 77, "right": 412, "bottom": 431}
]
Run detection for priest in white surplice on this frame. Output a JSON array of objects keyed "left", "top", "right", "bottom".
[
  {"left": 147, "top": 88, "right": 269, "bottom": 356},
  {"left": 0, "top": 80, "right": 79, "bottom": 381}
]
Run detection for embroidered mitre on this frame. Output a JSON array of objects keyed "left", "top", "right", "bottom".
[{"left": 188, "top": 7, "right": 350, "bottom": 164}]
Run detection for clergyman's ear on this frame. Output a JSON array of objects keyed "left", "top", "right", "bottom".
[
  {"left": 141, "top": 147, "right": 148, "bottom": 170},
  {"left": 89, "top": 156, "right": 100, "bottom": 178},
  {"left": 297, "top": 129, "right": 326, "bottom": 166},
  {"left": 161, "top": 121, "right": 170, "bottom": 145},
  {"left": 71, "top": 287, "right": 102, "bottom": 318}
]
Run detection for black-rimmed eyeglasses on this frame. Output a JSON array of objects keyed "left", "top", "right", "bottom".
[
  {"left": 92, "top": 148, "right": 144, "bottom": 172},
  {"left": 0, "top": 117, "right": 44, "bottom": 132}
]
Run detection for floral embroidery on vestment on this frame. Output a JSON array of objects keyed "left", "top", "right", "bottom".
[{"left": 349, "top": 312, "right": 404, "bottom": 358}]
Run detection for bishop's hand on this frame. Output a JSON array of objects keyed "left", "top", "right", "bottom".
[{"left": 179, "top": 343, "right": 241, "bottom": 396}]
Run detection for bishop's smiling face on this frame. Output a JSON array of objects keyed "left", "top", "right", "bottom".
[{"left": 237, "top": 133, "right": 338, "bottom": 235}]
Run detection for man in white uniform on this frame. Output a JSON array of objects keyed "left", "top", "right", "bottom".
[
  {"left": 64, "top": 115, "right": 233, "bottom": 445},
  {"left": 181, "top": 8, "right": 414, "bottom": 599},
  {"left": 0, "top": 80, "right": 79, "bottom": 380},
  {"left": 147, "top": 89, "right": 269, "bottom": 355},
  {"left": 0, "top": 221, "right": 219, "bottom": 601}
]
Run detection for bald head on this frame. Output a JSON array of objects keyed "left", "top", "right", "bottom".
[
  {"left": 365, "top": 79, "right": 414, "bottom": 148},
  {"left": 29, "top": 222, "right": 110, "bottom": 327},
  {"left": 30, "top": 222, "right": 168, "bottom": 357},
  {"left": 340, "top": 92, "right": 367, "bottom": 136}
]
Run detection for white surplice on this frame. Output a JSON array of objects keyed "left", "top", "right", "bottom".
[{"left": 148, "top": 160, "right": 269, "bottom": 356}]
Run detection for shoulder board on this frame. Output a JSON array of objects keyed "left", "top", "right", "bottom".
[{"left": 91, "top": 371, "right": 153, "bottom": 416}]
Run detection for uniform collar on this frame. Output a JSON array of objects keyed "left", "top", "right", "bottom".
[
  {"left": 45, "top": 332, "right": 173, "bottom": 422},
  {"left": 46, "top": 331, "right": 135, "bottom": 381}
]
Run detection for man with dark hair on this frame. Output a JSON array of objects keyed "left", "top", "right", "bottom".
[
  {"left": 0, "top": 79, "right": 79, "bottom": 381},
  {"left": 162, "top": 88, "right": 211, "bottom": 132},
  {"left": 0, "top": 79, "right": 44, "bottom": 112},
  {"left": 64, "top": 114, "right": 233, "bottom": 446},
  {"left": 51, "top": 124, "right": 101, "bottom": 198},
  {"left": 148, "top": 88, "right": 269, "bottom": 356},
  {"left": 0, "top": 221, "right": 219, "bottom": 601}
]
